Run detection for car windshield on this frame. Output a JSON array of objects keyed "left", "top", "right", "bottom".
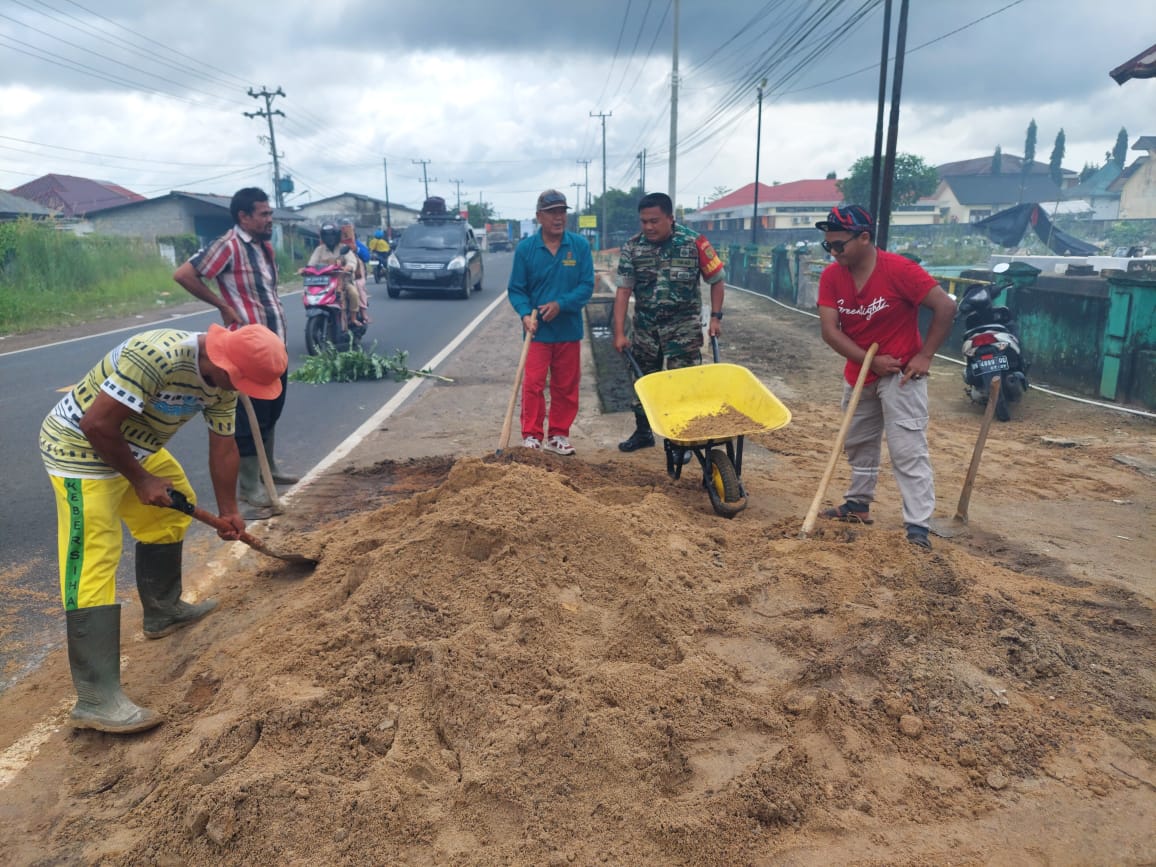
[{"left": 400, "top": 223, "right": 462, "bottom": 250}]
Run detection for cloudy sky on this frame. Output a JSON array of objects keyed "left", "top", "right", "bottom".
[{"left": 0, "top": 0, "right": 1152, "bottom": 219}]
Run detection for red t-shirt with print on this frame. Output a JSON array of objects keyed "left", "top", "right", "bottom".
[{"left": 817, "top": 249, "right": 939, "bottom": 385}]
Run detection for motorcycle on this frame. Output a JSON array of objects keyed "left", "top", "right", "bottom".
[
  {"left": 957, "top": 262, "right": 1031, "bottom": 422},
  {"left": 301, "top": 263, "right": 366, "bottom": 355},
  {"left": 372, "top": 251, "right": 388, "bottom": 284}
]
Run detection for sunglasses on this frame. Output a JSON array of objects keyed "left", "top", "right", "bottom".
[{"left": 821, "top": 234, "right": 863, "bottom": 254}]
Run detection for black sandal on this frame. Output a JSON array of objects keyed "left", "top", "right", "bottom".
[{"left": 821, "top": 502, "right": 874, "bottom": 524}]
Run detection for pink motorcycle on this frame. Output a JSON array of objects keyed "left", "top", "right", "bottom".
[{"left": 301, "top": 264, "right": 365, "bottom": 355}]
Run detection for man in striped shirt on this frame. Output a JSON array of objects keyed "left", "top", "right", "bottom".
[
  {"left": 39, "top": 324, "right": 287, "bottom": 733},
  {"left": 173, "top": 187, "right": 297, "bottom": 509}
]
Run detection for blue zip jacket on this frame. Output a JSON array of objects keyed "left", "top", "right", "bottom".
[{"left": 507, "top": 230, "right": 594, "bottom": 343}]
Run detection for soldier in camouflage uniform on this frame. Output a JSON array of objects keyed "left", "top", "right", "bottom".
[{"left": 613, "top": 192, "right": 726, "bottom": 452}]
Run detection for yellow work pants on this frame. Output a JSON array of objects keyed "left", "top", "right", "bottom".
[{"left": 48, "top": 449, "right": 194, "bottom": 610}]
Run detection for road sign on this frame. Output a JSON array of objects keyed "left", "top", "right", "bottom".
[{"left": 578, "top": 214, "right": 597, "bottom": 228}]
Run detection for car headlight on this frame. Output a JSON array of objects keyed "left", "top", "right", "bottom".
[
  {"left": 387, "top": 253, "right": 400, "bottom": 268},
  {"left": 447, "top": 256, "right": 466, "bottom": 271}
]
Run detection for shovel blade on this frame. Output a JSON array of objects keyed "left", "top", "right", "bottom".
[{"left": 929, "top": 516, "right": 965, "bottom": 539}]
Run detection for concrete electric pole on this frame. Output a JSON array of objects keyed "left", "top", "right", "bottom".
[
  {"left": 590, "top": 111, "right": 611, "bottom": 249},
  {"left": 413, "top": 159, "right": 434, "bottom": 200},
  {"left": 244, "top": 86, "right": 286, "bottom": 208},
  {"left": 668, "top": 0, "right": 680, "bottom": 206}
]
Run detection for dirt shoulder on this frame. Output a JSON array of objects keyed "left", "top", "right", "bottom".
[{"left": 0, "top": 283, "right": 1152, "bottom": 866}]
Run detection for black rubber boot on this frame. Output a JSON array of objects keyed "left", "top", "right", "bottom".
[
  {"left": 66, "top": 604, "right": 162, "bottom": 734},
  {"left": 135, "top": 541, "right": 218, "bottom": 639},
  {"left": 238, "top": 455, "right": 272, "bottom": 508},
  {"left": 618, "top": 412, "right": 656, "bottom": 452},
  {"left": 264, "top": 431, "right": 299, "bottom": 485}
]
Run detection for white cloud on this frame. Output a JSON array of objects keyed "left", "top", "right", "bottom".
[{"left": 1, "top": 0, "right": 1152, "bottom": 217}]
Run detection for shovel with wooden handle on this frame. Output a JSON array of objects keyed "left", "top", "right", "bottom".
[
  {"left": 238, "top": 393, "right": 283, "bottom": 514},
  {"left": 166, "top": 490, "right": 317, "bottom": 569},
  {"left": 929, "top": 375, "right": 1001, "bottom": 538},
  {"left": 800, "top": 343, "right": 879, "bottom": 537},
  {"left": 496, "top": 309, "right": 538, "bottom": 454}
]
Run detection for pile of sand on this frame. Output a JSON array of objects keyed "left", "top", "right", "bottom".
[{"left": 29, "top": 453, "right": 1152, "bottom": 865}]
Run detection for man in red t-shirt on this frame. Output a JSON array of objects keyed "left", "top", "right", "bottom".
[{"left": 816, "top": 205, "right": 957, "bottom": 549}]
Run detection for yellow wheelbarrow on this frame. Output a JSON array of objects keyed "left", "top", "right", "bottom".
[{"left": 626, "top": 338, "right": 792, "bottom": 518}]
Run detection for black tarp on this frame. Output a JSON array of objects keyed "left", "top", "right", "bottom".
[{"left": 973, "top": 203, "right": 1099, "bottom": 256}]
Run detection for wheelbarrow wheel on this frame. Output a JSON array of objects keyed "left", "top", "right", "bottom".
[{"left": 707, "top": 449, "right": 746, "bottom": 518}]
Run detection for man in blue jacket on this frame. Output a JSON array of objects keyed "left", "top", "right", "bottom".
[{"left": 507, "top": 189, "right": 595, "bottom": 455}]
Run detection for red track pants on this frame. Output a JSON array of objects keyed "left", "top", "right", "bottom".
[{"left": 521, "top": 340, "right": 580, "bottom": 440}]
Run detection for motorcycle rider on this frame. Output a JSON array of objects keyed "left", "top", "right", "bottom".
[
  {"left": 369, "top": 228, "right": 391, "bottom": 266},
  {"left": 342, "top": 219, "right": 371, "bottom": 325},
  {"left": 303, "top": 222, "right": 362, "bottom": 328}
]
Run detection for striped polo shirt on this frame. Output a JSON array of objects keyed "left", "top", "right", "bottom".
[
  {"left": 188, "top": 226, "right": 286, "bottom": 339},
  {"left": 40, "top": 329, "right": 236, "bottom": 479}
]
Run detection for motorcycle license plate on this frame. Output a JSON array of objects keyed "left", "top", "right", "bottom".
[
  {"left": 303, "top": 276, "right": 331, "bottom": 287},
  {"left": 973, "top": 354, "right": 1010, "bottom": 374}
]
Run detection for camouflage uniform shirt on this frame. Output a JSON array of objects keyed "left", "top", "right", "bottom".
[{"left": 616, "top": 223, "right": 725, "bottom": 330}]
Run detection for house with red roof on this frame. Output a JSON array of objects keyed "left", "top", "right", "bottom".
[
  {"left": 683, "top": 180, "right": 841, "bottom": 234},
  {"left": 10, "top": 173, "right": 145, "bottom": 218}
]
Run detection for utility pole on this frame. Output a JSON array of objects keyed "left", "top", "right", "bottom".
[
  {"left": 449, "top": 178, "right": 464, "bottom": 213},
  {"left": 382, "top": 157, "right": 392, "bottom": 237},
  {"left": 637, "top": 148, "right": 646, "bottom": 193},
  {"left": 576, "top": 159, "right": 591, "bottom": 212},
  {"left": 669, "top": 0, "right": 680, "bottom": 205},
  {"left": 570, "top": 181, "right": 583, "bottom": 230},
  {"left": 752, "top": 79, "right": 766, "bottom": 247},
  {"left": 877, "top": 0, "right": 911, "bottom": 251},
  {"left": 590, "top": 110, "right": 611, "bottom": 249},
  {"left": 244, "top": 86, "right": 286, "bottom": 207},
  {"left": 412, "top": 159, "right": 433, "bottom": 200}
]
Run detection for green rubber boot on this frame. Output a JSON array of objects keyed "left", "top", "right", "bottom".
[
  {"left": 66, "top": 604, "right": 162, "bottom": 734},
  {"left": 135, "top": 541, "right": 218, "bottom": 639},
  {"left": 238, "top": 454, "right": 272, "bottom": 508},
  {"left": 264, "top": 431, "right": 299, "bottom": 485}
]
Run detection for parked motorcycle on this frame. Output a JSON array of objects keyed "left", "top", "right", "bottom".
[
  {"left": 301, "top": 263, "right": 366, "bottom": 355},
  {"left": 957, "top": 262, "right": 1032, "bottom": 421}
]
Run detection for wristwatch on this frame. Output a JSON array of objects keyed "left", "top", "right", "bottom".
[{"left": 710, "top": 311, "right": 724, "bottom": 320}]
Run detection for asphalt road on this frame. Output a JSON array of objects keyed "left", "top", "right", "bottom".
[{"left": 0, "top": 252, "right": 515, "bottom": 690}]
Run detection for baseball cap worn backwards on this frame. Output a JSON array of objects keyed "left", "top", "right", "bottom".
[
  {"left": 205, "top": 323, "right": 287, "bottom": 400},
  {"left": 816, "top": 204, "right": 874, "bottom": 233},
  {"left": 536, "top": 189, "right": 569, "bottom": 211}
]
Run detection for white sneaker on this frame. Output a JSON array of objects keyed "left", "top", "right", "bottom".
[
  {"left": 522, "top": 436, "right": 542, "bottom": 449},
  {"left": 543, "top": 435, "right": 575, "bottom": 456}
]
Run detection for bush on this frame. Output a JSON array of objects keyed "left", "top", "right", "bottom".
[{"left": 0, "top": 219, "right": 179, "bottom": 334}]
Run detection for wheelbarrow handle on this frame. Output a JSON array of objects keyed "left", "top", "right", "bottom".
[{"left": 622, "top": 347, "right": 645, "bottom": 379}]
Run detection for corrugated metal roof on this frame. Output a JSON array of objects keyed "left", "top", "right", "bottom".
[
  {"left": 0, "top": 189, "right": 53, "bottom": 217},
  {"left": 942, "top": 174, "right": 1063, "bottom": 206},
  {"left": 10, "top": 173, "right": 145, "bottom": 216}
]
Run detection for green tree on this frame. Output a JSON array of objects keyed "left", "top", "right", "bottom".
[
  {"left": 836, "top": 154, "right": 939, "bottom": 210},
  {"left": 708, "top": 185, "right": 732, "bottom": 204},
  {"left": 464, "top": 200, "right": 495, "bottom": 227},
  {"left": 1079, "top": 161, "right": 1100, "bottom": 183},
  {"left": 1049, "top": 129, "right": 1066, "bottom": 186},
  {"left": 825, "top": 170, "right": 837, "bottom": 180},
  {"left": 586, "top": 186, "right": 645, "bottom": 244},
  {"left": 991, "top": 145, "right": 1002, "bottom": 175},
  {"left": 1023, "top": 119, "right": 1038, "bottom": 168},
  {"left": 1113, "top": 127, "right": 1129, "bottom": 167}
]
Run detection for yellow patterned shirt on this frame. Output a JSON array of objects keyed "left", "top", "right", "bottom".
[{"left": 40, "top": 329, "right": 236, "bottom": 479}]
